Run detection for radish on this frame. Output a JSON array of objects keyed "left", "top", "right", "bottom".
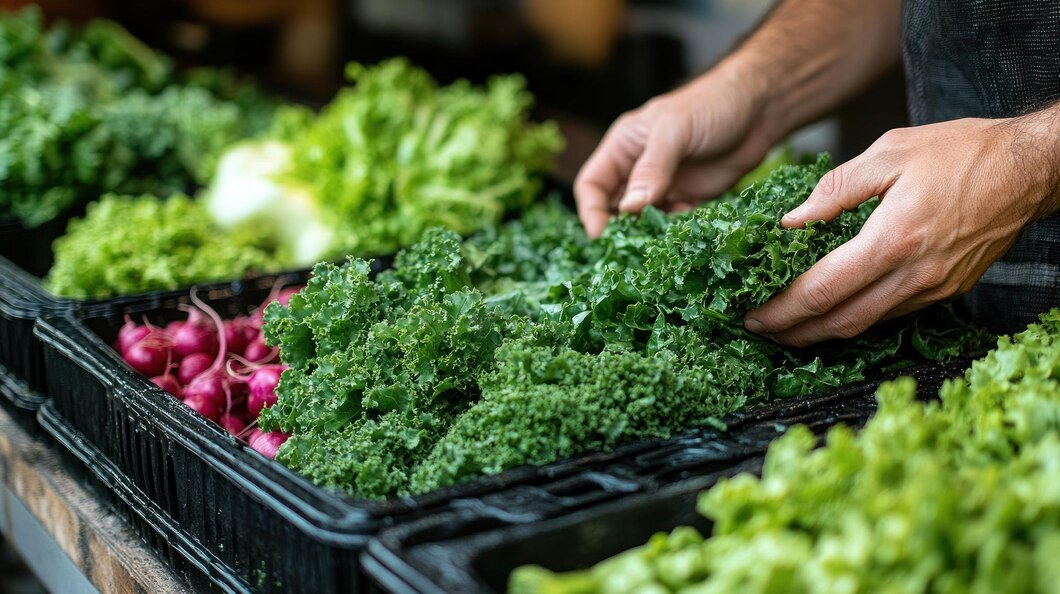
[
  {"left": 246, "top": 364, "right": 285, "bottom": 417},
  {"left": 184, "top": 391, "right": 222, "bottom": 421},
  {"left": 223, "top": 317, "right": 254, "bottom": 356},
  {"left": 243, "top": 337, "right": 275, "bottom": 363},
  {"left": 277, "top": 287, "right": 299, "bottom": 306},
  {"left": 250, "top": 282, "right": 299, "bottom": 329},
  {"left": 248, "top": 431, "right": 288, "bottom": 459},
  {"left": 218, "top": 413, "right": 246, "bottom": 436},
  {"left": 177, "top": 353, "right": 213, "bottom": 385},
  {"left": 124, "top": 341, "right": 169, "bottom": 377},
  {"left": 165, "top": 320, "right": 185, "bottom": 336},
  {"left": 151, "top": 374, "right": 182, "bottom": 398},
  {"left": 117, "top": 318, "right": 150, "bottom": 353},
  {"left": 173, "top": 317, "right": 220, "bottom": 360},
  {"left": 183, "top": 373, "right": 226, "bottom": 406}
]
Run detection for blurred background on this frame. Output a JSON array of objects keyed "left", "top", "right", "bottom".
[{"left": 1, "top": 0, "right": 907, "bottom": 182}]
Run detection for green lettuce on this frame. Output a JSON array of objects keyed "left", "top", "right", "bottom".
[{"left": 512, "top": 311, "right": 1060, "bottom": 594}]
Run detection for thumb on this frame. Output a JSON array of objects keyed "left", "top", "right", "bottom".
[
  {"left": 618, "top": 129, "right": 684, "bottom": 213},
  {"left": 783, "top": 156, "right": 895, "bottom": 228}
]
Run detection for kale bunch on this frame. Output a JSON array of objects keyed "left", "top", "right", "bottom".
[
  {"left": 261, "top": 155, "right": 990, "bottom": 499},
  {"left": 0, "top": 7, "right": 275, "bottom": 227}
]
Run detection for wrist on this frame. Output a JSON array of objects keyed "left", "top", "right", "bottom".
[
  {"left": 700, "top": 52, "right": 787, "bottom": 147},
  {"left": 1001, "top": 106, "right": 1060, "bottom": 221}
]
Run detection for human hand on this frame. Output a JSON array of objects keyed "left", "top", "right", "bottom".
[
  {"left": 574, "top": 66, "right": 777, "bottom": 238},
  {"left": 744, "top": 112, "right": 1060, "bottom": 347}
]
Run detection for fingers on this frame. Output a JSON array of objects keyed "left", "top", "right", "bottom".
[
  {"left": 575, "top": 117, "right": 644, "bottom": 238},
  {"left": 782, "top": 153, "right": 898, "bottom": 229},
  {"left": 618, "top": 127, "right": 687, "bottom": 213},
  {"left": 574, "top": 178, "right": 613, "bottom": 239},
  {"left": 767, "top": 271, "right": 913, "bottom": 347},
  {"left": 744, "top": 224, "right": 899, "bottom": 335}
]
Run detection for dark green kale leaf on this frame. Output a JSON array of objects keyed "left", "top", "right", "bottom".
[{"left": 262, "top": 154, "right": 989, "bottom": 499}]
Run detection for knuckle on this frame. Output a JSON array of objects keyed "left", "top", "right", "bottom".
[
  {"left": 817, "top": 166, "right": 844, "bottom": 197},
  {"left": 798, "top": 277, "right": 837, "bottom": 315},
  {"left": 882, "top": 229, "right": 925, "bottom": 265},
  {"left": 825, "top": 311, "right": 867, "bottom": 339},
  {"left": 909, "top": 260, "right": 948, "bottom": 291},
  {"left": 875, "top": 128, "right": 910, "bottom": 152},
  {"left": 612, "top": 111, "right": 638, "bottom": 131}
]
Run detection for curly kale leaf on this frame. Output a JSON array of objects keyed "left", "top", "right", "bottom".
[
  {"left": 410, "top": 335, "right": 772, "bottom": 492},
  {"left": 0, "top": 7, "right": 274, "bottom": 227},
  {"left": 262, "top": 154, "right": 989, "bottom": 499}
]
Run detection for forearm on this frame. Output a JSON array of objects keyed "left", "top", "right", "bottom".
[{"left": 707, "top": 0, "right": 902, "bottom": 144}]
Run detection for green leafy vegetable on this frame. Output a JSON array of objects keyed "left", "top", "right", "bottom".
[
  {"left": 0, "top": 7, "right": 275, "bottom": 227},
  {"left": 511, "top": 310, "right": 1060, "bottom": 594},
  {"left": 260, "top": 155, "right": 990, "bottom": 499},
  {"left": 206, "top": 58, "right": 565, "bottom": 264},
  {"left": 46, "top": 194, "right": 284, "bottom": 299}
]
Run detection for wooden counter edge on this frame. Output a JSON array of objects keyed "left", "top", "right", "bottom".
[{"left": 0, "top": 407, "right": 189, "bottom": 594}]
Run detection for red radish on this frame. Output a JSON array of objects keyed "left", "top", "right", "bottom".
[
  {"left": 245, "top": 428, "right": 263, "bottom": 444},
  {"left": 250, "top": 282, "right": 298, "bottom": 329},
  {"left": 246, "top": 365, "right": 285, "bottom": 417},
  {"left": 277, "top": 287, "right": 299, "bottom": 306},
  {"left": 249, "top": 431, "right": 288, "bottom": 459},
  {"left": 184, "top": 392, "right": 222, "bottom": 421},
  {"left": 173, "top": 319, "right": 219, "bottom": 360},
  {"left": 224, "top": 317, "right": 253, "bottom": 356},
  {"left": 124, "top": 341, "right": 169, "bottom": 377},
  {"left": 151, "top": 374, "right": 182, "bottom": 398},
  {"left": 218, "top": 413, "right": 246, "bottom": 435},
  {"left": 118, "top": 318, "right": 150, "bottom": 353},
  {"left": 177, "top": 353, "right": 213, "bottom": 385},
  {"left": 243, "top": 337, "right": 275, "bottom": 363},
  {"left": 183, "top": 372, "right": 225, "bottom": 407},
  {"left": 165, "top": 320, "right": 185, "bottom": 335}
]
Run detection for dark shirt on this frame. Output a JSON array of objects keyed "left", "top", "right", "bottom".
[{"left": 902, "top": 0, "right": 1060, "bottom": 334}]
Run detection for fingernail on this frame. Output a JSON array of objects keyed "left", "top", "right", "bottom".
[
  {"left": 619, "top": 189, "right": 648, "bottom": 211},
  {"left": 744, "top": 317, "right": 766, "bottom": 333}
]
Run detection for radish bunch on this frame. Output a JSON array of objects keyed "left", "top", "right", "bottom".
[{"left": 114, "top": 286, "right": 300, "bottom": 459}]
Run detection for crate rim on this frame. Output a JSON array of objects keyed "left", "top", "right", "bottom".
[
  {"left": 33, "top": 305, "right": 983, "bottom": 553},
  {"left": 37, "top": 399, "right": 255, "bottom": 594}
]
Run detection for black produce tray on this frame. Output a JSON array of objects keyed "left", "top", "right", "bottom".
[
  {"left": 35, "top": 285, "right": 977, "bottom": 594},
  {"left": 362, "top": 456, "right": 766, "bottom": 594},
  {"left": 360, "top": 356, "right": 975, "bottom": 594},
  {"left": 0, "top": 362, "right": 48, "bottom": 436},
  {"left": 0, "top": 207, "right": 82, "bottom": 424},
  {"left": 0, "top": 207, "right": 81, "bottom": 278},
  {"left": 39, "top": 401, "right": 252, "bottom": 593},
  {"left": 0, "top": 251, "right": 316, "bottom": 420}
]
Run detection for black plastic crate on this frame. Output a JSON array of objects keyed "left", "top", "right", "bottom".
[
  {"left": 362, "top": 456, "right": 766, "bottom": 594},
  {"left": 36, "top": 288, "right": 977, "bottom": 594},
  {"left": 39, "top": 400, "right": 252, "bottom": 593},
  {"left": 0, "top": 208, "right": 81, "bottom": 421},
  {"left": 0, "top": 250, "right": 316, "bottom": 421},
  {"left": 0, "top": 258, "right": 68, "bottom": 429},
  {"left": 359, "top": 355, "right": 973, "bottom": 594},
  {"left": 0, "top": 207, "right": 81, "bottom": 278}
]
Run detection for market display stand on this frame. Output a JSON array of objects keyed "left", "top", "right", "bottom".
[{"left": 0, "top": 406, "right": 188, "bottom": 594}]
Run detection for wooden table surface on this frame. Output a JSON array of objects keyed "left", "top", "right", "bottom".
[{"left": 0, "top": 406, "right": 189, "bottom": 594}]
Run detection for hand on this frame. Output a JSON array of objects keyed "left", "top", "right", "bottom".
[
  {"left": 574, "top": 66, "right": 777, "bottom": 238},
  {"left": 743, "top": 113, "right": 1060, "bottom": 347}
]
